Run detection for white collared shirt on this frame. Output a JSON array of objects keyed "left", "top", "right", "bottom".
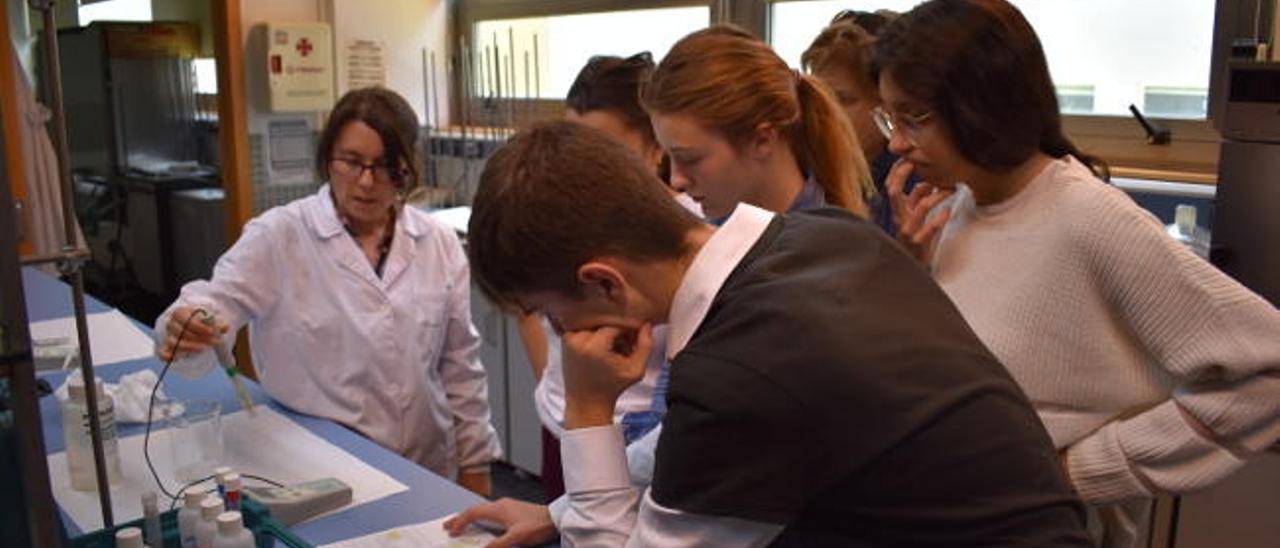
[
  {"left": 156, "top": 185, "right": 501, "bottom": 478},
  {"left": 557, "top": 203, "right": 783, "bottom": 547}
]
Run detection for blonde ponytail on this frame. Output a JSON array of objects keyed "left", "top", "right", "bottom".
[{"left": 793, "top": 73, "right": 872, "bottom": 218}]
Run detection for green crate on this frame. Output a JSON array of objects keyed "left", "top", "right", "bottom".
[{"left": 69, "top": 498, "right": 311, "bottom": 548}]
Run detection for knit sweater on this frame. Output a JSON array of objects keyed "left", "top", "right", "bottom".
[{"left": 931, "top": 157, "right": 1280, "bottom": 543}]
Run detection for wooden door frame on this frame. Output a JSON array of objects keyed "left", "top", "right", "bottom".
[
  {"left": 212, "top": 0, "right": 252, "bottom": 239},
  {"left": 211, "top": 0, "right": 258, "bottom": 378},
  {"left": 1, "top": 4, "right": 33, "bottom": 256}
]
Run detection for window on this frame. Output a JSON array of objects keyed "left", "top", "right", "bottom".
[
  {"left": 1143, "top": 86, "right": 1209, "bottom": 119},
  {"left": 474, "top": 6, "right": 710, "bottom": 99},
  {"left": 78, "top": 0, "right": 152, "bottom": 25},
  {"left": 1056, "top": 85, "right": 1096, "bottom": 115},
  {"left": 770, "top": 0, "right": 919, "bottom": 71},
  {"left": 193, "top": 58, "right": 218, "bottom": 94},
  {"left": 770, "top": 0, "right": 1215, "bottom": 120},
  {"left": 768, "top": 0, "right": 1221, "bottom": 180}
]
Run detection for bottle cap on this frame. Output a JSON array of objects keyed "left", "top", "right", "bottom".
[
  {"left": 214, "top": 467, "right": 233, "bottom": 485},
  {"left": 184, "top": 490, "right": 207, "bottom": 508},
  {"left": 223, "top": 472, "right": 241, "bottom": 490},
  {"left": 66, "top": 373, "right": 104, "bottom": 403},
  {"left": 200, "top": 497, "right": 224, "bottom": 518},
  {"left": 115, "top": 527, "right": 144, "bottom": 548},
  {"left": 1175, "top": 204, "right": 1197, "bottom": 234},
  {"left": 216, "top": 511, "right": 244, "bottom": 534}
]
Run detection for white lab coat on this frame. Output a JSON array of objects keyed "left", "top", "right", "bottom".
[{"left": 155, "top": 185, "right": 501, "bottom": 478}]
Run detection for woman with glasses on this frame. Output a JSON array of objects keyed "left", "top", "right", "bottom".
[
  {"left": 803, "top": 9, "right": 918, "bottom": 235},
  {"left": 154, "top": 87, "right": 501, "bottom": 496},
  {"left": 875, "top": 1, "right": 1280, "bottom": 545}
]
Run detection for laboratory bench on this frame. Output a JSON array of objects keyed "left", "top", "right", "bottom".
[{"left": 24, "top": 267, "right": 485, "bottom": 546}]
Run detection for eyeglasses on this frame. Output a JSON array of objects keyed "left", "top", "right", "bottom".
[
  {"left": 329, "top": 158, "right": 408, "bottom": 186},
  {"left": 871, "top": 106, "right": 933, "bottom": 146}
]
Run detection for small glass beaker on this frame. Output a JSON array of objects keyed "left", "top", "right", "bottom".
[{"left": 165, "top": 399, "right": 224, "bottom": 484}]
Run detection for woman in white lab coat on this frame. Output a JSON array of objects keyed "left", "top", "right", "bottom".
[{"left": 154, "top": 87, "right": 501, "bottom": 495}]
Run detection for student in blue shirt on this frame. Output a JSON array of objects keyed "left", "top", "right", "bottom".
[
  {"left": 802, "top": 9, "right": 919, "bottom": 235},
  {"left": 518, "top": 51, "right": 688, "bottom": 503}
]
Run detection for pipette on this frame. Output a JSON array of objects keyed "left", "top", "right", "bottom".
[{"left": 200, "top": 313, "right": 256, "bottom": 416}]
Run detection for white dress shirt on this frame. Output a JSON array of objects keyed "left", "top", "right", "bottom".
[
  {"left": 155, "top": 185, "right": 501, "bottom": 479},
  {"left": 557, "top": 204, "right": 783, "bottom": 547}
]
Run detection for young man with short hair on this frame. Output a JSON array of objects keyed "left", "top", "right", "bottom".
[{"left": 459, "top": 121, "right": 1090, "bottom": 546}]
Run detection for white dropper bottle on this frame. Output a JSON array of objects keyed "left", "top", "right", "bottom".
[
  {"left": 195, "top": 496, "right": 224, "bottom": 548},
  {"left": 115, "top": 527, "right": 147, "bottom": 548},
  {"left": 211, "top": 511, "right": 255, "bottom": 548},
  {"left": 178, "top": 490, "right": 207, "bottom": 548}
]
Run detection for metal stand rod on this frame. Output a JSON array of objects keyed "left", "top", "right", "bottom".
[
  {"left": 33, "top": 0, "right": 114, "bottom": 527},
  {"left": 0, "top": 103, "right": 61, "bottom": 548}
]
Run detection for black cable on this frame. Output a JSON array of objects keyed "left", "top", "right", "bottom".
[
  {"left": 244, "top": 474, "right": 286, "bottom": 488},
  {"left": 145, "top": 309, "right": 206, "bottom": 500},
  {"left": 168, "top": 474, "right": 216, "bottom": 512},
  {"left": 166, "top": 474, "right": 286, "bottom": 511},
  {"left": 145, "top": 309, "right": 286, "bottom": 503}
]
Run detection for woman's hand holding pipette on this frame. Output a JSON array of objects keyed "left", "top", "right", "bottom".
[
  {"left": 158, "top": 306, "right": 229, "bottom": 361},
  {"left": 157, "top": 307, "right": 228, "bottom": 361}
]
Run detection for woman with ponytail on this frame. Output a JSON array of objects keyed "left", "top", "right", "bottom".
[
  {"left": 640, "top": 25, "right": 873, "bottom": 222},
  {"left": 876, "top": 2, "right": 1280, "bottom": 546}
]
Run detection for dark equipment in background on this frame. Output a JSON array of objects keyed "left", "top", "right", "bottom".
[
  {"left": 1211, "top": 61, "right": 1280, "bottom": 307},
  {"left": 53, "top": 21, "right": 223, "bottom": 306}
]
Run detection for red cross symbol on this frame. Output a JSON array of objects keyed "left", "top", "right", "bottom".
[{"left": 296, "top": 38, "right": 314, "bottom": 57}]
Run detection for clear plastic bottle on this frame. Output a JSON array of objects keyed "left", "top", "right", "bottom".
[
  {"left": 195, "top": 497, "right": 224, "bottom": 548},
  {"left": 62, "top": 373, "right": 122, "bottom": 491},
  {"left": 1167, "top": 204, "right": 1210, "bottom": 259},
  {"left": 178, "top": 491, "right": 207, "bottom": 548},
  {"left": 142, "top": 491, "right": 163, "bottom": 548},
  {"left": 115, "top": 526, "right": 147, "bottom": 548},
  {"left": 211, "top": 512, "right": 255, "bottom": 548}
]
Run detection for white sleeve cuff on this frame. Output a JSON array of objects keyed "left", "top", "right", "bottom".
[
  {"left": 547, "top": 494, "right": 570, "bottom": 528},
  {"left": 562, "top": 425, "right": 630, "bottom": 493},
  {"left": 1067, "top": 423, "right": 1151, "bottom": 503}
]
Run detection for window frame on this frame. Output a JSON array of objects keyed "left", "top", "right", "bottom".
[
  {"left": 453, "top": 0, "right": 1233, "bottom": 183},
  {"left": 453, "top": 0, "right": 724, "bottom": 125},
  {"left": 761, "top": 0, "right": 1225, "bottom": 183}
]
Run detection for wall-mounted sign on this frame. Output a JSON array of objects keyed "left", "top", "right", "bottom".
[{"left": 265, "top": 22, "right": 335, "bottom": 112}]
